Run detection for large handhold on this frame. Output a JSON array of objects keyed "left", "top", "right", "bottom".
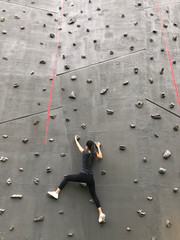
[
  {"left": 137, "top": 209, "right": 146, "bottom": 217},
  {"left": 0, "top": 156, "right": 8, "bottom": 162},
  {"left": 162, "top": 150, "right": 171, "bottom": 159}
]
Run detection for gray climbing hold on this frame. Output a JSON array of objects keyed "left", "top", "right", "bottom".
[
  {"left": 34, "top": 178, "right": 39, "bottom": 185},
  {"left": 143, "top": 157, "right": 147, "bottom": 163},
  {"left": 149, "top": 38, "right": 153, "bottom": 42},
  {"left": 101, "top": 170, "right": 106, "bottom": 175},
  {"left": 19, "top": 168, "right": 24, "bottom": 172},
  {"left": 60, "top": 153, "right": 66, "bottom": 157},
  {"left": 173, "top": 60, "right": 176, "bottom": 64},
  {"left": 68, "top": 18, "right": 76, "bottom": 25},
  {"left": 173, "top": 187, "right": 178, "bottom": 193},
  {"left": 163, "top": 23, "right": 168, "bottom": 28},
  {"left": 0, "top": 156, "right": 8, "bottom": 162},
  {"left": 119, "top": 145, "right": 126, "bottom": 151},
  {"left": 134, "top": 179, "right": 138, "bottom": 183},
  {"left": 50, "top": 33, "right": 55, "bottom": 38},
  {"left": 169, "top": 103, "right": 175, "bottom": 108},
  {"left": 161, "top": 92, "right": 166, "bottom": 98},
  {"left": 147, "top": 196, "right": 153, "bottom": 201},
  {"left": 34, "top": 152, "right": 39, "bottom": 157},
  {"left": 163, "top": 150, "right": 171, "bottom": 159},
  {"left": 126, "top": 227, "right": 131, "bottom": 232},
  {"left": 34, "top": 216, "right": 44, "bottom": 222},
  {"left": 71, "top": 76, "right": 76, "bottom": 81},
  {"left": 173, "top": 36, "right": 177, "bottom": 41},
  {"left": 135, "top": 101, "right": 143, "bottom": 108},
  {"left": 121, "top": 14, "right": 125, "bottom": 18},
  {"left": 100, "top": 88, "right": 109, "bottom": 95},
  {"left": 137, "top": 209, "right": 146, "bottom": 217},
  {"left": 134, "top": 21, "right": 138, "bottom": 26},
  {"left": 22, "top": 138, "right": 28, "bottom": 143},
  {"left": 173, "top": 124, "right": 179, "bottom": 131},
  {"left": 130, "top": 46, "right": 134, "bottom": 51},
  {"left": 130, "top": 124, "right": 136, "bottom": 128},
  {"left": 152, "top": 30, "right": 157, "bottom": 34},
  {"left": 11, "top": 194, "right": 23, "bottom": 199},
  {"left": 61, "top": 87, "right": 65, "bottom": 91},
  {"left": 3, "top": 135, "right": 8, "bottom": 138},
  {"left": 20, "top": 26, "right": 25, "bottom": 30},
  {"left": 46, "top": 167, "right": 52, "bottom": 173},
  {"left": 69, "top": 91, "right": 76, "bottom": 99},
  {"left": 160, "top": 68, "right": 164, "bottom": 75},
  {"left": 87, "top": 79, "right": 92, "bottom": 83},
  {"left": 49, "top": 138, "right": 54, "bottom": 142},
  {"left": 66, "top": 118, "right": 70, "bottom": 122},
  {"left": 42, "top": 87, "right": 46, "bottom": 91},
  {"left": 59, "top": 210, "right": 64, "bottom": 214},
  {"left": 81, "top": 124, "right": 86, "bottom": 129},
  {"left": 33, "top": 120, "right": 40, "bottom": 125},
  {"left": 90, "top": 199, "right": 94, "bottom": 204},
  {"left": 134, "top": 67, "right": 138, "bottom": 74},
  {"left": 154, "top": 133, "right": 159, "bottom": 138},
  {"left": 14, "top": 15, "right": 20, "bottom": 19},
  {"left": 0, "top": 209, "right": 5, "bottom": 215},
  {"left": 166, "top": 220, "right": 172, "bottom": 228},
  {"left": 0, "top": 17, "right": 5, "bottom": 22},
  {"left": 73, "top": 108, "right": 78, "bottom": 111},
  {"left": 159, "top": 168, "right": 166, "bottom": 174},
  {"left": 149, "top": 78, "right": 153, "bottom": 84},
  {"left": 123, "top": 33, "right": 128, "bottom": 37},
  {"left": 39, "top": 60, "right": 46, "bottom": 64},
  {"left": 79, "top": 183, "right": 87, "bottom": 188},
  {"left": 106, "top": 109, "right": 114, "bottom": 115},
  {"left": 67, "top": 232, "right": 74, "bottom": 237},
  {"left": 6, "top": 178, "right": 12, "bottom": 185},
  {"left": 123, "top": 81, "right": 129, "bottom": 85},
  {"left": 151, "top": 114, "right": 161, "bottom": 119},
  {"left": 14, "top": 83, "right": 19, "bottom": 88},
  {"left": 10, "top": 226, "right": 14, "bottom": 231},
  {"left": 161, "top": 48, "right": 165, "bottom": 52}
]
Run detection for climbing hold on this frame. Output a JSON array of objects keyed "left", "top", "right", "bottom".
[
  {"left": 47, "top": 13, "right": 53, "bottom": 16},
  {"left": 162, "top": 150, "right": 171, "bottom": 159},
  {"left": 169, "top": 103, "right": 175, "bottom": 108},
  {"left": 119, "top": 145, "right": 126, "bottom": 151},
  {"left": 33, "top": 216, "right": 44, "bottom": 222},
  {"left": 64, "top": 65, "right": 70, "bottom": 70},
  {"left": 130, "top": 124, "right": 136, "bottom": 128},
  {"left": 134, "top": 67, "right": 138, "bottom": 74},
  {"left": 159, "top": 168, "right": 166, "bottom": 174},
  {"left": 79, "top": 183, "right": 87, "bottom": 188},
  {"left": 163, "top": 23, "right": 168, "bottom": 28},
  {"left": 130, "top": 46, "right": 134, "bottom": 51},
  {"left": 69, "top": 91, "right": 76, "bottom": 99},
  {"left": 110, "top": 50, "right": 114, "bottom": 55},
  {"left": 0, "top": 17, "right": 5, "bottom": 22},
  {"left": 149, "top": 78, "right": 153, "bottom": 84},
  {"left": 81, "top": 55, "right": 86, "bottom": 59},
  {"left": 147, "top": 196, "right": 153, "bottom": 201},
  {"left": 173, "top": 124, "right": 179, "bottom": 131},
  {"left": 68, "top": 18, "right": 76, "bottom": 25},
  {"left": 126, "top": 227, "right": 131, "bottom": 232},
  {"left": 34, "top": 152, "right": 39, "bottom": 157},
  {"left": 151, "top": 114, "right": 161, "bottom": 119},
  {"left": 50, "top": 33, "right": 55, "bottom": 38},
  {"left": 134, "top": 21, "right": 138, "bottom": 26},
  {"left": 174, "top": 23, "right": 178, "bottom": 27},
  {"left": 143, "top": 157, "right": 147, "bottom": 163},
  {"left": 34, "top": 178, "right": 39, "bottom": 185},
  {"left": 173, "top": 60, "right": 176, "bottom": 64},
  {"left": 106, "top": 109, "right": 114, "bottom": 115},
  {"left": 22, "top": 138, "right": 29, "bottom": 143},
  {"left": 81, "top": 124, "right": 86, "bottom": 129},
  {"left": 50, "top": 114, "right": 57, "bottom": 119},
  {"left": 0, "top": 156, "right": 8, "bottom": 162},
  {"left": 173, "top": 187, "right": 178, "bottom": 193},
  {"left": 100, "top": 88, "right": 108, "bottom": 95},
  {"left": 135, "top": 101, "right": 143, "bottom": 108},
  {"left": 6, "top": 178, "right": 12, "bottom": 185},
  {"left": 3, "top": 57, "right": 8, "bottom": 60},
  {"left": 73, "top": 108, "right": 78, "bottom": 111},
  {"left": 67, "top": 232, "right": 74, "bottom": 237},
  {"left": 10, "top": 226, "right": 14, "bottom": 231},
  {"left": 49, "top": 138, "right": 54, "bottom": 142},
  {"left": 134, "top": 179, "right": 138, "bottom": 183},
  {"left": 39, "top": 60, "right": 46, "bottom": 64},
  {"left": 71, "top": 76, "right": 76, "bottom": 81},
  {"left": 160, "top": 68, "right": 164, "bottom": 75},
  {"left": 152, "top": 30, "right": 157, "bottom": 34},
  {"left": 13, "top": 83, "right": 19, "bottom": 88},
  {"left": 3, "top": 135, "right": 8, "bottom": 138},
  {"left": 123, "top": 33, "right": 128, "bottom": 37},
  {"left": 161, "top": 48, "right": 165, "bottom": 52},
  {"left": 46, "top": 167, "right": 52, "bottom": 173},
  {"left": 173, "top": 36, "right": 177, "bottom": 41},
  {"left": 60, "top": 153, "right": 66, "bottom": 157},
  {"left": 19, "top": 168, "right": 24, "bottom": 172},
  {"left": 166, "top": 220, "right": 172, "bottom": 228},
  {"left": 76, "top": 135, "right": 80, "bottom": 141},
  {"left": 90, "top": 199, "right": 94, "bottom": 204},
  {"left": 33, "top": 120, "right": 40, "bottom": 125},
  {"left": 20, "top": 26, "right": 25, "bottom": 30},
  {"left": 87, "top": 79, "right": 93, "bottom": 83},
  {"left": 0, "top": 209, "right": 5, "bottom": 215},
  {"left": 123, "top": 81, "right": 129, "bottom": 85},
  {"left": 59, "top": 210, "right": 64, "bottom": 214},
  {"left": 161, "top": 92, "right": 166, "bottom": 98},
  {"left": 121, "top": 14, "right": 125, "bottom": 18},
  {"left": 11, "top": 194, "right": 23, "bottom": 199},
  {"left": 149, "top": 38, "right": 153, "bottom": 42},
  {"left": 14, "top": 15, "right": 20, "bottom": 19},
  {"left": 137, "top": 209, "right": 146, "bottom": 217},
  {"left": 101, "top": 170, "right": 106, "bottom": 175},
  {"left": 154, "top": 133, "right": 159, "bottom": 138}
]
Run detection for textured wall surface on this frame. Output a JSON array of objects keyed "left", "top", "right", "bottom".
[{"left": 0, "top": 0, "right": 180, "bottom": 239}]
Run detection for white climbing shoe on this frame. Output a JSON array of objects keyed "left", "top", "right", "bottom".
[
  {"left": 98, "top": 213, "right": 106, "bottom": 223},
  {"left": 47, "top": 191, "right": 58, "bottom": 200}
]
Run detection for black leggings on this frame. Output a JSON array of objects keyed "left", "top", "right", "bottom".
[{"left": 58, "top": 172, "right": 101, "bottom": 208}]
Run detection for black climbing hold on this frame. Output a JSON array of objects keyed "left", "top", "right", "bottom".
[
  {"left": 33, "top": 120, "right": 40, "bottom": 125},
  {"left": 22, "top": 138, "right": 28, "bottom": 144},
  {"left": 101, "top": 170, "right": 106, "bottom": 175},
  {"left": 81, "top": 124, "right": 86, "bottom": 129},
  {"left": 34, "top": 178, "right": 39, "bottom": 185},
  {"left": 134, "top": 67, "right": 138, "bottom": 74},
  {"left": 149, "top": 38, "right": 153, "bottom": 42},
  {"left": 50, "top": 33, "right": 55, "bottom": 38},
  {"left": 149, "top": 78, "right": 153, "bottom": 84},
  {"left": 173, "top": 36, "right": 177, "bottom": 41},
  {"left": 110, "top": 50, "right": 114, "bottom": 55},
  {"left": 106, "top": 109, "right": 114, "bottom": 115},
  {"left": 169, "top": 103, "right": 175, "bottom": 108},
  {"left": 161, "top": 48, "right": 165, "bottom": 52},
  {"left": 59, "top": 210, "right": 64, "bottom": 214},
  {"left": 135, "top": 101, "right": 143, "bottom": 108},
  {"left": 130, "top": 46, "right": 134, "bottom": 51},
  {"left": 150, "top": 56, "right": 153, "bottom": 60},
  {"left": 47, "top": 13, "right": 53, "bottom": 16},
  {"left": 81, "top": 55, "right": 86, "bottom": 59},
  {"left": 166, "top": 220, "right": 172, "bottom": 228},
  {"left": 123, "top": 81, "right": 129, "bottom": 85},
  {"left": 173, "top": 124, "right": 179, "bottom": 131},
  {"left": 163, "top": 23, "right": 168, "bottom": 28},
  {"left": 86, "top": 29, "right": 90, "bottom": 32},
  {"left": 14, "top": 83, "right": 19, "bottom": 88},
  {"left": 134, "top": 22, "right": 138, "bottom": 26},
  {"left": 161, "top": 92, "right": 166, "bottom": 98},
  {"left": 50, "top": 114, "right": 57, "bottom": 119},
  {"left": 123, "top": 33, "right": 128, "bottom": 37},
  {"left": 46, "top": 167, "right": 52, "bottom": 173},
  {"left": 173, "top": 60, "right": 176, "bottom": 64},
  {"left": 87, "top": 79, "right": 92, "bottom": 83},
  {"left": 34, "top": 152, "right": 39, "bottom": 157},
  {"left": 151, "top": 114, "right": 161, "bottom": 119},
  {"left": 39, "top": 60, "right": 46, "bottom": 64},
  {"left": 43, "top": 24, "right": 46, "bottom": 27},
  {"left": 121, "top": 14, "right": 125, "bottom": 18},
  {"left": 66, "top": 118, "right": 70, "bottom": 122},
  {"left": 152, "top": 30, "right": 157, "bottom": 34},
  {"left": 173, "top": 187, "right": 178, "bottom": 193},
  {"left": 154, "top": 133, "right": 159, "bottom": 138},
  {"left": 119, "top": 145, "right": 126, "bottom": 151},
  {"left": 68, "top": 18, "right": 76, "bottom": 25},
  {"left": 64, "top": 65, "right": 70, "bottom": 70}
]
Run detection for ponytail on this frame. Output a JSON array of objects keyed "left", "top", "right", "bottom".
[{"left": 86, "top": 140, "right": 95, "bottom": 167}]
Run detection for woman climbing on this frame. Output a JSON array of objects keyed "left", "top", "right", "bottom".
[{"left": 47, "top": 135, "right": 106, "bottom": 223}]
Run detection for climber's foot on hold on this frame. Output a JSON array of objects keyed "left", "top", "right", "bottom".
[
  {"left": 47, "top": 191, "right": 58, "bottom": 200},
  {"left": 98, "top": 212, "right": 106, "bottom": 223}
]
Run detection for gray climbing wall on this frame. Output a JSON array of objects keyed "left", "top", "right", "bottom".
[{"left": 0, "top": 0, "right": 180, "bottom": 239}]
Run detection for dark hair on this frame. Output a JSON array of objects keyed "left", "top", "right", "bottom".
[{"left": 86, "top": 140, "right": 95, "bottom": 167}]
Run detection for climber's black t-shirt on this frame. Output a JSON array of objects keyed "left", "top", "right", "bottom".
[{"left": 80, "top": 149, "right": 97, "bottom": 174}]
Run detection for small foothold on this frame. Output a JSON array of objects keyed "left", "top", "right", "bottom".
[
  {"left": 119, "top": 145, "right": 126, "bottom": 151},
  {"left": 34, "top": 178, "right": 39, "bottom": 185},
  {"left": 19, "top": 168, "right": 24, "bottom": 172},
  {"left": 0, "top": 156, "right": 8, "bottom": 162},
  {"left": 126, "top": 227, "right": 131, "bottom": 232},
  {"left": 14, "top": 15, "right": 20, "bottom": 19},
  {"left": 96, "top": 7, "right": 101, "bottom": 11},
  {"left": 76, "top": 135, "right": 80, "bottom": 141},
  {"left": 39, "top": 60, "right": 46, "bottom": 64},
  {"left": 43, "top": 24, "right": 46, "bottom": 27},
  {"left": 11, "top": 194, "right": 23, "bottom": 199},
  {"left": 73, "top": 108, "right": 78, "bottom": 111},
  {"left": 31, "top": 71, "right": 34, "bottom": 75},
  {"left": 10, "top": 226, "right": 14, "bottom": 231},
  {"left": 22, "top": 138, "right": 29, "bottom": 144},
  {"left": 147, "top": 196, "right": 153, "bottom": 201},
  {"left": 173, "top": 60, "right": 176, "bottom": 64},
  {"left": 134, "top": 179, "right": 138, "bottom": 183},
  {"left": 150, "top": 56, "right": 154, "bottom": 60},
  {"left": 137, "top": 2, "right": 142, "bottom": 6},
  {"left": 34, "top": 216, "right": 44, "bottom": 222},
  {"left": 64, "top": 65, "right": 70, "bottom": 70},
  {"left": 50, "top": 114, "right": 57, "bottom": 119},
  {"left": 59, "top": 209, "right": 64, "bottom": 214},
  {"left": 68, "top": 18, "right": 76, "bottom": 25},
  {"left": 106, "top": 109, "right": 114, "bottom": 115},
  {"left": 123, "top": 81, "right": 129, "bottom": 85},
  {"left": 130, "top": 46, "right": 134, "bottom": 51},
  {"left": 69, "top": 91, "right": 76, "bottom": 99},
  {"left": 3, "top": 57, "right": 8, "bottom": 60},
  {"left": 163, "top": 23, "right": 168, "bottom": 28},
  {"left": 67, "top": 232, "right": 74, "bottom": 237},
  {"left": 166, "top": 220, "right": 172, "bottom": 228},
  {"left": 81, "top": 55, "right": 86, "bottom": 59},
  {"left": 62, "top": 55, "right": 65, "bottom": 59},
  {"left": 123, "top": 33, "right": 128, "bottom": 37},
  {"left": 47, "top": 12, "right": 53, "bottom": 16},
  {"left": 61, "top": 87, "right": 65, "bottom": 91},
  {"left": 169, "top": 103, "right": 175, "bottom": 108},
  {"left": 134, "top": 21, "right": 138, "bottom": 26},
  {"left": 93, "top": 39, "right": 97, "bottom": 43},
  {"left": 60, "top": 153, "right": 66, "bottom": 157},
  {"left": 173, "top": 36, "right": 177, "bottom": 41},
  {"left": 137, "top": 209, "right": 146, "bottom": 217},
  {"left": 33, "top": 120, "right": 40, "bottom": 125},
  {"left": 6, "top": 178, "right": 12, "bottom": 185},
  {"left": 0, "top": 17, "right": 5, "bottom": 22},
  {"left": 163, "top": 150, "right": 171, "bottom": 159},
  {"left": 174, "top": 23, "right": 178, "bottom": 27},
  {"left": 110, "top": 50, "right": 114, "bottom": 55},
  {"left": 90, "top": 199, "right": 94, "bottom": 204},
  {"left": 149, "top": 78, "right": 153, "bottom": 84},
  {"left": 87, "top": 79, "right": 92, "bottom": 83},
  {"left": 151, "top": 237, "right": 157, "bottom": 240},
  {"left": 161, "top": 48, "right": 165, "bottom": 52},
  {"left": 143, "top": 157, "right": 147, "bottom": 162},
  {"left": 130, "top": 124, "right": 136, "bottom": 128},
  {"left": 173, "top": 124, "right": 179, "bottom": 131},
  {"left": 121, "top": 14, "right": 125, "bottom": 18},
  {"left": 161, "top": 92, "right": 166, "bottom": 98},
  {"left": 160, "top": 68, "right": 164, "bottom": 75},
  {"left": 152, "top": 30, "right": 157, "bottom": 34},
  {"left": 37, "top": 102, "right": 41, "bottom": 106},
  {"left": 3, "top": 135, "right": 8, "bottom": 138},
  {"left": 34, "top": 152, "right": 39, "bottom": 157},
  {"left": 149, "top": 38, "right": 153, "bottom": 42},
  {"left": 20, "top": 26, "right": 25, "bottom": 30},
  {"left": 79, "top": 183, "right": 87, "bottom": 188},
  {"left": 135, "top": 101, "right": 143, "bottom": 108},
  {"left": 81, "top": 123, "right": 86, "bottom": 129},
  {"left": 50, "top": 33, "right": 55, "bottom": 38},
  {"left": 86, "top": 29, "right": 90, "bottom": 32},
  {"left": 46, "top": 167, "right": 52, "bottom": 173},
  {"left": 154, "top": 133, "right": 159, "bottom": 138},
  {"left": 173, "top": 187, "right": 178, "bottom": 193},
  {"left": 101, "top": 170, "right": 106, "bottom": 175},
  {"left": 71, "top": 75, "right": 76, "bottom": 80},
  {"left": 14, "top": 83, "right": 19, "bottom": 88},
  {"left": 151, "top": 114, "right": 161, "bottom": 119},
  {"left": 0, "top": 209, "right": 5, "bottom": 215},
  {"left": 49, "top": 138, "right": 54, "bottom": 142},
  {"left": 100, "top": 88, "right": 109, "bottom": 95},
  {"left": 134, "top": 67, "right": 138, "bottom": 74},
  {"left": 159, "top": 168, "right": 166, "bottom": 174}
]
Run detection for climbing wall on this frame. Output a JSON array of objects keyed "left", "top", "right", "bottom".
[{"left": 0, "top": 0, "right": 180, "bottom": 239}]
